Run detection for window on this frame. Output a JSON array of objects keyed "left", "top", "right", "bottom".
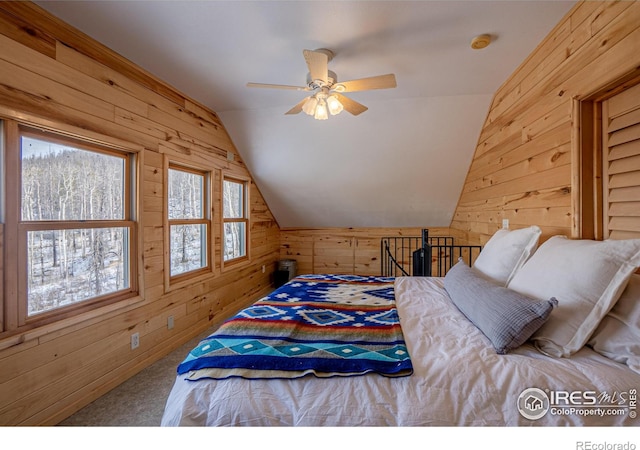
[
  {"left": 7, "top": 126, "right": 137, "bottom": 327},
  {"left": 168, "top": 164, "right": 210, "bottom": 279},
  {"left": 223, "top": 177, "right": 248, "bottom": 262}
]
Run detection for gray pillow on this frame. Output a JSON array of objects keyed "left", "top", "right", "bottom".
[{"left": 443, "top": 260, "right": 558, "bottom": 354}]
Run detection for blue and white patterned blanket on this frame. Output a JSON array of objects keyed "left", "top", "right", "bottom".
[{"left": 177, "top": 274, "right": 413, "bottom": 380}]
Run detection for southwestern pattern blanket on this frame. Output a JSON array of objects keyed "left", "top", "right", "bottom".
[{"left": 177, "top": 274, "right": 413, "bottom": 380}]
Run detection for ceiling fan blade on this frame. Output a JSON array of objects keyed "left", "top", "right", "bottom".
[
  {"left": 334, "top": 74, "right": 397, "bottom": 92},
  {"left": 247, "top": 82, "right": 310, "bottom": 91},
  {"left": 303, "top": 49, "right": 328, "bottom": 84},
  {"left": 285, "top": 97, "right": 308, "bottom": 115},
  {"left": 334, "top": 93, "right": 368, "bottom": 116}
]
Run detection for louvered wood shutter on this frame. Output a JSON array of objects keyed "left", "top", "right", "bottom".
[{"left": 602, "top": 83, "right": 640, "bottom": 239}]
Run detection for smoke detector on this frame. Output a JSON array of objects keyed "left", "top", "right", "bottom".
[{"left": 471, "top": 34, "right": 491, "bottom": 50}]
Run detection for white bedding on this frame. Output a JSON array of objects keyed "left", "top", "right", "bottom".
[{"left": 161, "top": 277, "right": 640, "bottom": 426}]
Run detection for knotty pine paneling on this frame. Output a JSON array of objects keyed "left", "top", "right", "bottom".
[
  {"left": 452, "top": 1, "right": 640, "bottom": 245},
  {"left": 280, "top": 227, "right": 465, "bottom": 276},
  {"left": 0, "top": 2, "right": 280, "bottom": 425}
]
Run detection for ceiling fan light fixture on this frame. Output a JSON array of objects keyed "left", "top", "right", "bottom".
[
  {"left": 327, "top": 95, "right": 344, "bottom": 116},
  {"left": 248, "top": 48, "right": 397, "bottom": 119},
  {"left": 302, "top": 96, "right": 318, "bottom": 115},
  {"left": 314, "top": 98, "right": 328, "bottom": 120}
]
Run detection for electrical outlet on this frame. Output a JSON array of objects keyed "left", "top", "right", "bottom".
[
  {"left": 502, "top": 219, "right": 509, "bottom": 229},
  {"left": 167, "top": 315, "right": 174, "bottom": 330},
  {"left": 131, "top": 332, "right": 140, "bottom": 350},
  {"left": 262, "top": 265, "right": 266, "bottom": 273}
]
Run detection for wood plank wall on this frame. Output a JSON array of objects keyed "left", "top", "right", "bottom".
[
  {"left": 0, "top": 3, "right": 280, "bottom": 425},
  {"left": 451, "top": 1, "right": 640, "bottom": 245},
  {"left": 280, "top": 227, "right": 466, "bottom": 276}
]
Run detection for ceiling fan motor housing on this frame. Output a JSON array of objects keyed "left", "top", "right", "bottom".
[{"left": 307, "top": 70, "right": 338, "bottom": 89}]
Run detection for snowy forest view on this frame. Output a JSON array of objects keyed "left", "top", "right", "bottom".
[
  {"left": 223, "top": 179, "right": 246, "bottom": 261},
  {"left": 21, "top": 136, "right": 247, "bottom": 316},
  {"left": 168, "top": 168, "right": 207, "bottom": 276},
  {"left": 21, "top": 136, "right": 129, "bottom": 316},
  {"left": 168, "top": 171, "right": 246, "bottom": 275}
]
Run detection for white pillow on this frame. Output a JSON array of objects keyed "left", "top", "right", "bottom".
[
  {"left": 588, "top": 274, "right": 640, "bottom": 374},
  {"left": 507, "top": 236, "right": 640, "bottom": 358},
  {"left": 472, "top": 225, "right": 541, "bottom": 285}
]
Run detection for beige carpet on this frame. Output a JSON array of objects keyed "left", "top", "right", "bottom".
[{"left": 58, "top": 326, "right": 216, "bottom": 427}]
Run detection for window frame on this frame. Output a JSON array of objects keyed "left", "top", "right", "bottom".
[
  {"left": 3, "top": 122, "right": 139, "bottom": 331},
  {"left": 222, "top": 174, "right": 250, "bottom": 267},
  {"left": 165, "top": 159, "right": 213, "bottom": 289}
]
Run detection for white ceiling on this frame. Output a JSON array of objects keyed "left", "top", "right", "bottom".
[{"left": 36, "top": 0, "right": 576, "bottom": 228}]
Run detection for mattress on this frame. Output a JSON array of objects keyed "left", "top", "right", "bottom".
[{"left": 161, "top": 277, "right": 640, "bottom": 426}]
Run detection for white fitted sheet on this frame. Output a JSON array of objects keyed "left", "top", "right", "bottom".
[{"left": 161, "top": 277, "right": 640, "bottom": 426}]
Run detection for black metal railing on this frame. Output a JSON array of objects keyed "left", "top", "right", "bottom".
[{"left": 381, "top": 229, "right": 482, "bottom": 277}]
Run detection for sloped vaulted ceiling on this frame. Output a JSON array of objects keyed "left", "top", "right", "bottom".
[{"left": 35, "top": 0, "right": 577, "bottom": 228}]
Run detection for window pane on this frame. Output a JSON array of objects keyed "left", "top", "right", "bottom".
[
  {"left": 223, "top": 180, "right": 244, "bottom": 219},
  {"left": 27, "top": 227, "right": 130, "bottom": 316},
  {"left": 224, "top": 222, "right": 246, "bottom": 261},
  {"left": 169, "top": 168, "right": 203, "bottom": 220},
  {"left": 21, "top": 136, "right": 124, "bottom": 221},
  {"left": 170, "top": 224, "right": 207, "bottom": 276}
]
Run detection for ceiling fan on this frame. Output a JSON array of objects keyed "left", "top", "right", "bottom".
[{"left": 247, "top": 48, "right": 397, "bottom": 120}]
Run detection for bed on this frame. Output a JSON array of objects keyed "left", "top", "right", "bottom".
[{"left": 161, "top": 227, "right": 640, "bottom": 426}]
